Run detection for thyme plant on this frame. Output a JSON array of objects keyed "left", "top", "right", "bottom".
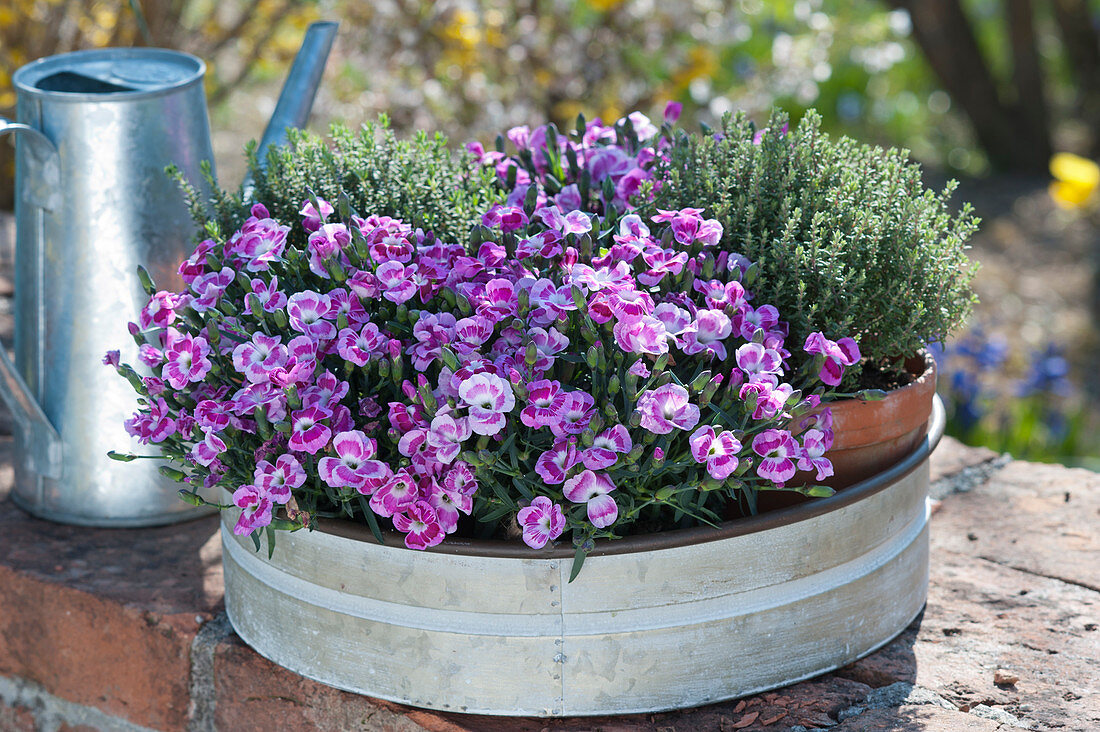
[{"left": 653, "top": 109, "right": 979, "bottom": 388}]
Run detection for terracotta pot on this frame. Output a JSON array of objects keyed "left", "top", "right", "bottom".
[{"left": 824, "top": 352, "right": 937, "bottom": 489}]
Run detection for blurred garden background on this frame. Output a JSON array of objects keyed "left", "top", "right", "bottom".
[{"left": 3, "top": 0, "right": 1100, "bottom": 467}]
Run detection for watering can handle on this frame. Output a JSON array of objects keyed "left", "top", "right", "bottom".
[
  {"left": 0, "top": 118, "right": 64, "bottom": 480},
  {"left": 241, "top": 20, "right": 339, "bottom": 198}
]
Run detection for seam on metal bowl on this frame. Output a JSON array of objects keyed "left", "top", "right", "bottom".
[{"left": 315, "top": 395, "right": 946, "bottom": 559}]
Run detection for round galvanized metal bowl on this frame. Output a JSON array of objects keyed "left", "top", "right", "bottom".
[{"left": 222, "top": 397, "right": 945, "bottom": 717}]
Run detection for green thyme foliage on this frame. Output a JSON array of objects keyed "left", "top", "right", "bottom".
[
  {"left": 654, "top": 109, "right": 979, "bottom": 385},
  {"left": 199, "top": 115, "right": 502, "bottom": 245}
]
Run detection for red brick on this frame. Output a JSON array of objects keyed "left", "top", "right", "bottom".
[
  {"left": 212, "top": 634, "right": 431, "bottom": 731},
  {"left": 0, "top": 703, "right": 35, "bottom": 732},
  {"left": 0, "top": 565, "right": 195, "bottom": 731}
]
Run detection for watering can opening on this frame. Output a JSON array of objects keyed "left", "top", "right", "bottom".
[{"left": 34, "top": 72, "right": 136, "bottom": 94}]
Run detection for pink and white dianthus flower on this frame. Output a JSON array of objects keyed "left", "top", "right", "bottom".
[
  {"left": 124, "top": 397, "right": 176, "bottom": 444},
  {"left": 189, "top": 267, "right": 235, "bottom": 313},
  {"left": 425, "top": 480, "right": 473, "bottom": 534},
  {"left": 195, "top": 399, "right": 231, "bottom": 432},
  {"left": 521, "top": 379, "right": 568, "bottom": 429},
  {"left": 689, "top": 425, "right": 742, "bottom": 480},
  {"left": 442, "top": 461, "right": 478, "bottom": 496},
  {"left": 582, "top": 425, "right": 633, "bottom": 470},
  {"left": 475, "top": 278, "right": 519, "bottom": 322},
  {"left": 247, "top": 276, "right": 288, "bottom": 313},
  {"left": 300, "top": 371, "right": 350, "bottom": 412},
  {"left": 190, "top": 431, "right": 227, "bottom": 468},
  {"left": 606, "top": 288, "right": 655, "bottom": 320},
  {"left": 681, "top": 310, "right": 733, "bottom": 360},
  {"left": 638, "top": 248, "right": 689, "bottom": 287},
  {"left": 528, "top": 279, "right": 578, "bottom": 326},
  {"left": 613, "top": 315, "right": 669, "bottom": 356},
  {"left": 231, "top": 477, "right": 293, "bottom": 536},
  {"left": 232, "top": 332, "right": 287, "bottom": 384},
  {"left": 254, "top": 454, "right": 306, "bottom": 501},
  {"left": 653, "top": 302, "right": 692, "bottom": 339},
  {"left": 408, "top": 312, "right": 457, "bottom": 370},
  {"left": 735, "top": 342, "right": 784, "bottom": 376},
  {"left": 571, "top": 261, "right": 632, "bottom": 292},
  {"left": 139, "top": 290, "right": 184, "bottom": 330},
  {"left": 328, "top": 288, "right": 369, "bottom": 329},
  {"left": 288, "top": 407, "right": 332, "bottom": 454},
  {"left": 752, "top": 429, "right": 800, "bottom": 485},
  {"left": 529, "top": 326, "right": 569, "bottom": 370},
  {"left": 563, "top": 470, "right": 619, "bottom": 528},
  {"left": 535, "top": 439, "right": 580, "bottom": 485},
  {"left": 393, "top": 500, "right": 445, "bottom": 549},
  {"left": 636, "top": 384, "right": 700, "bottom": 434},
  {"left": 374, "top": 260, "right": 418, "bottom": 305},
  {"left": 452, "top": 316, "right": 495, "bottom": 356},
  {"left": 516, "top": 496, "right": 566, "bottom": 549},
  {"left": 319, "top": 430, "right": 386, "bottom": 491},
  {"left": 458, "top": 372, "right": 515, "bottom": 436},
  {"left": 550, "top": 391, "right": 595, "bottom": 437},
  {"left": 287, "top": 291, "right": 336, "bottom": 341},
  {"left": 804, "top": 332, "right": 861, "bottom": 386},
  {"left": 337, "top": 322, "right": 386, "bottom": 366},
  {"left": 298, "top": 197, "right": 334, "bottom": 232},
  {"left": 370, "top": 468, "right": 419, "bottom": 517},
  {"left": 797, "top": 428, "right": 834, "bottom": 482},
  {"left": 163, "top": 334, "right": 213, "bottom": 389},
  {"left": 426, "top": 413, "right": 472, "bottom": 464},
  {"left": 736, "top": 304, "right": 780, "bottom": 340}
]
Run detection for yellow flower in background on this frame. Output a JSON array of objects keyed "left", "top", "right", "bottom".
[{"left": 1049, "top": 152, "right": 1100, "bottom": 209}]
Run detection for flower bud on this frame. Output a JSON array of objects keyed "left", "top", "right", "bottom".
[
  {"left": 391, "top": 356, "right": 404, "bottom": 382},
  {"left": 285, "top": 385, "right": 301, "bottom": 410},
  {"left": 159, "top": 466, "right": 188, "bottom": 483},
  {"left": 378, "top": 358, "right": 391, "bottom": 379},
  {"left": 655, "top": 485, "right": 676, "bottom": 501},
  {"left": 608, "top": 374, "right": 621, "bottom": 395},
  {"left": 273, "top": 309, "right": 288, "bottom": 329},
  {"left": 178, "top": 489, "right": 205, "bottom": 506},
  {"left": 218, "top": 299, "right": 238, "bottom": 317},
  {"left": 457, "top": 293, "right": 472, "bottom": 315},
  {"left": 440, "top": 347, "right": 460, "bottom": 372},
  {"left": 653, "top": 353, "right": 669, "bottom": 373},
  {"left": 585, "top": 345, "right": 599, "bottom": 369},
  {"left": 337, "top": 312, "right": 349, "bottom": 331},
  {"left": 629, "top": 410, "right": 643, "bottom": 428},
  {"left": 517, "top": 287, "right": 530, "bottom": 315},
  {"left": 580, "top": 428, "right": 595, "bottom": 448},
  {"left": 626, "top": 444, "right": 644, "bottom": 463},
  {"left": 571, "top": 285, "right": 588, "bottom": 313},
  {"left": 248, "top": 294, "right": 264, "bottom": 320},
  {"left": 136, "top": 266, "right": 157, "bottom": 296},
  {"left": 690, "top": 369, "right": 712, "bottom": 393},
  {"left": 205, "top": 253, "right": 221, "bottom": 272},
  {"left": 525, "top": 341, "right": 539, "bottom": 365}
]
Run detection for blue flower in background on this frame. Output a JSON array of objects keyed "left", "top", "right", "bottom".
[
  {"left": 1018, "top": 344, "right": 1072, "bottom": 397},
  {"left": 955, "top": 327, "right": 1008, "bottom": 372}
]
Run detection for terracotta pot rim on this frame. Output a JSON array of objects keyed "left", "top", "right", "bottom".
[{"left": 316, "top": 395, "right": 945, "bottom": 560}]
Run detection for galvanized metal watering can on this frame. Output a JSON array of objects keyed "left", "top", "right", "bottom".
[{"left": 0, "top": 22, "right": 337, "bottom": 526}]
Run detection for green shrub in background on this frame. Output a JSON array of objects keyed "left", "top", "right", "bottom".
[{"left": 653, "top": 109, "right": 979, "bottom": 388}]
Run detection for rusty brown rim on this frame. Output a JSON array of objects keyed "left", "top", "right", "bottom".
[{"left": 316, "top": 395, "right": 944, "bottom": 559}]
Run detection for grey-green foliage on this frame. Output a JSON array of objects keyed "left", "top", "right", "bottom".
[
  {"left": 654, "top": 109, "right": 979, "bottom": 385},
  {"left": 198, "top": 116, "right": 501, "bottom": 245}
]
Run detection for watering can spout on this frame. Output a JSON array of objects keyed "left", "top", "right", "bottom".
[{"left": 243, "top": 20, "right": 339, "bottom": 197}]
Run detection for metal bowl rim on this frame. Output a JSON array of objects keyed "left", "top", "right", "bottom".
[{"left": 304, "top": 395, "right": 945, "bottom": 560}]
